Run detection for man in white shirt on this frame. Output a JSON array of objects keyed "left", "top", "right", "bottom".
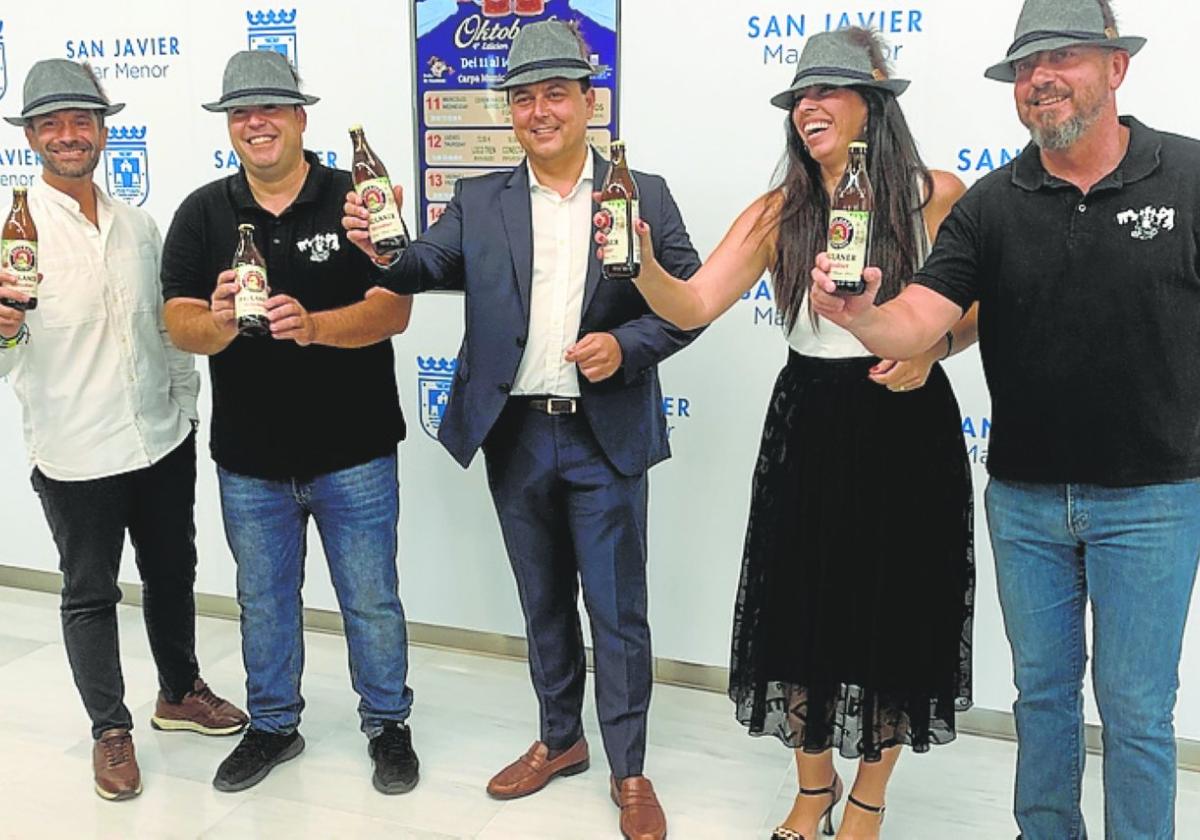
[
  {"left": 0, "top": 59, "right": 247, "bottom": 803},
  {"left": 344, "top": 22, "right": 700, "bottom": 840}
]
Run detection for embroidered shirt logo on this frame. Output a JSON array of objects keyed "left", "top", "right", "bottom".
[
  {"left": 296, "top": 232, "right": 340, "bottom": 262},
  {"left": 1116, "top": 205, "right": 1176, "bottom": 241}
]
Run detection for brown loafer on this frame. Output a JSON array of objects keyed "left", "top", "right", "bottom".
[
  {"left": 93, "top": 728, "right": 142, "bottom": 801},
  {"left": 610, "top": 775, "right": 667, "bottom": 840},
  {"left": 151, "top": 678, "right": 249, "bottom": 736},
  {"left": 486, "top": 737, "right": 589, "bottom": 799}
]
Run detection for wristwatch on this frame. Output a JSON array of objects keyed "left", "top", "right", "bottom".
[{"left": 0, "top": 323, "right": 29, "bottom": 349}]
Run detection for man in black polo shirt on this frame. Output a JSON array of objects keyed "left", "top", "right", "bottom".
[
  {"left": 161, "top": 51, "right": 418, "bottom": 796},
  {"left": 813, "top": 2, "right": 1200, "bottom": 838}
]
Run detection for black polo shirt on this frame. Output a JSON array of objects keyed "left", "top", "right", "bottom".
[
  {"left": 917, "top": 117, "right": 1200, "bottom": 486},
  {"left": 161, "top": 151, "right": 405, "bottom": 480}
]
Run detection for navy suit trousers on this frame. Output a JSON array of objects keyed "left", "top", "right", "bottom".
[{"left": 483, "top": 400, "right": 652, "bottom": 778}]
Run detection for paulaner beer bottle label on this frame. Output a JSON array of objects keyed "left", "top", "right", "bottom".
[
  {"left": 2, "top": 186, "right": 39, "bottom": 310},
  {"left": 603, "top": 198, "right": 641, "bottom": 266},
  {"left": 601, "top": 140, "right": 641, "bottom": 280},
  {"left": 232, "top": 223, "right": 270, "bottom": 336},
  {"left": 358, "top": 176, "right": 406, "bottom": 243},
  {"left": 1, "top": 239, "right": 38, "bottom": 300},
  {"left": 827, "top": 209, "right": 870, "bottom": 286},
  {"left": 827, "top": 140, "right": 872, "bottom": 296},
  {"left": 350, "top": 125, "right": 410, "bottom": 257},
  {"left": 234, "top": 263, "right": 269, "bottom": 321}
]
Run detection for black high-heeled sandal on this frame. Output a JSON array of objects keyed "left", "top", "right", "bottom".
[
  {"left": 769, "top": 773, "right": 844, "bottom": 839},
  {"left": 846, "top": 793, "right": 887, "bottom": 828}
]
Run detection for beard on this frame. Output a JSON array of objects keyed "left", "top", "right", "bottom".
[
  {"left": 1022, "top": 81, "right": 1107, "bottom": 151},
  {"left": 41, "top": 142, "right": 101, "bottom": 179}
]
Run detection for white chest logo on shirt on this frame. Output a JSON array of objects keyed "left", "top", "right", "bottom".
[
  {"left": 1116, "top": 205, "right": 1176, "bottom": 241},
  {"left": 296, "top": 232, "right": 340, "bottom": 262}
]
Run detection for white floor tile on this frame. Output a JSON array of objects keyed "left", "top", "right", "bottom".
[{"left": 2, "top": 586, "right": 1199, "bottom": 839}]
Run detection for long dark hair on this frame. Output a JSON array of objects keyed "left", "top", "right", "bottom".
[{"left": 762, "top": 35, "right": 933, "bottom": 331}]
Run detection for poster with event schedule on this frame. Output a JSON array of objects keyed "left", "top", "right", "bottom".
[{"left": 411, "top": 0, "right": 620, "bottom": 232}]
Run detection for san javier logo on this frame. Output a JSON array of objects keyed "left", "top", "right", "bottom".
[
  {"left": 955, "top": 146, "right": 1023, "bottom": 174},
  {"left": 661, "top": 394, "right": 692, "bottom": 440},
  {"left": 0, "top": 146, "right": 40, "bottom": 189},
  {"left": 213, "top": 149, "right": 338, "bottom": 169},
  {"left": 740, "top": 276, "right": 786, "bottom": 328},
  {"left": 247, "top": 9, "right": 298, "bottom": 68},
  {"left": 962, "top": 414, "right": 989, "bottom": 465},
  {"left": 747, "top": 7, "right": 926, "bottom": 65},
  {"left": 64, "top": 32, "right": 181, "bottom": 80},
  {"left": 104, "top": 126, "right": 149, "bottom": 206},
  {"left": 417, "top": 356, "right": 458, "bottom": 440}
]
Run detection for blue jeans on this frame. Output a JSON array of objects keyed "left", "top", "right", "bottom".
[
  {"left": 985, "top": 478, "right": 1200, "bottom": 840},
  {"left": 218, "top": 453, "right": 413, "bottom": 738}
]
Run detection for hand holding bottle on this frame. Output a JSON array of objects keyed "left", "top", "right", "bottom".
[
  {"left": 210, "top": 269, "right": 240, "bottom": 338},
  {"left": 0, "top": 268, "right": 30, "bottom": 338}
]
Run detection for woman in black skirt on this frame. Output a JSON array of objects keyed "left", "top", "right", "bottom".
[{"left": 598, "top": 28, "right": 975, "bottom": 840}]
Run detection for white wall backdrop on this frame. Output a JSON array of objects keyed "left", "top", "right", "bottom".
[{"left": 2, "top": 0, "right": 1199, "bottom": 739}]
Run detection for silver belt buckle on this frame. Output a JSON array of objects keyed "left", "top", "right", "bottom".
[{"left": 546, "top": 397, "right": 577, "bottom": 415}]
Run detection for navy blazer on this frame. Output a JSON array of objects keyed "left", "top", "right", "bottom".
[{"left": 380, "top": 150, "right": 702, "bottom": 477}]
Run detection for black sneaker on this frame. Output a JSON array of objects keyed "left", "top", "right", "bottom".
[
  {"left": 213, "top": 729, "right": 305, "bottom": 792},
  {"left": 369, "top": 721, "right": 420, "bottom": 794}
]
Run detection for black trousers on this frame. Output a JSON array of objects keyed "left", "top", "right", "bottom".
[{"left": 31, "top": 433, "right": 201, "bottom": 739}]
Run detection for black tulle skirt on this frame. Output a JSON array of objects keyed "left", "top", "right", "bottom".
[{"left": 729, "top": 351, "right": 974, "bottom": 761}]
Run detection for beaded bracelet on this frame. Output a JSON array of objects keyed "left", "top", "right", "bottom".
[{"left": 0, "top": 323, "right": 29, "bottom": 350}]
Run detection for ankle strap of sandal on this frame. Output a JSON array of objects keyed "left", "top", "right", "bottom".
[
  {"left": 847, "top": 794, "right": 886, "bottom": 815},
  {"left": 798, "top": 774, "right": 839, "bottom": 796}
]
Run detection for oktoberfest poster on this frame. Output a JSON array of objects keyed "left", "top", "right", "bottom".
[{"left": 411, "top": 0, "right": 621, "bottom": 232}]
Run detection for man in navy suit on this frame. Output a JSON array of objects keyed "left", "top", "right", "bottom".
[{"left": 344, "top": 20, "right": 699, "bottom": 840}]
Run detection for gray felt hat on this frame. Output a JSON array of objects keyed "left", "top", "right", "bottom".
[
  {"left": 985, "top": 0, "right": 1146, "bottom": 82},
  {"left": 202, "top": 50, "right": 320, "bottom": 112},
  {"left": 492, "top": 20, "right": 596, "bottom": 91},
  {"left": 770, "top": 30, "right": 909, "bottom": 110},
  {"left": 4, "top": 59, "right": 125, "bottom": 126}
]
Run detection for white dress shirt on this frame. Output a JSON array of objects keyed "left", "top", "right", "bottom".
[
  {"left": 510, "top": 155, "right": 594, "bottom": 398},
  {"left": 0, "top": 178, "right": 199, "bottom": 481}
]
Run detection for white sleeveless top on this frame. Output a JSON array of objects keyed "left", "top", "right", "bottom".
[{"left": 786, "top": 182, "right": 932, "bottom": 358}]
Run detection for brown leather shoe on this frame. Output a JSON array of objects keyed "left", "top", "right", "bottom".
[
  {"left": 93, "top": 728, "right": 142, "bottom": 801},
  {"left": 151, "top": 679, "right": 249, "bottom": 736},
  {"left": 486, "top": 737, "right": 589, "bottom": 799},
  {"left": 610, "top": 775, "right": 667, "bottom": 840}
]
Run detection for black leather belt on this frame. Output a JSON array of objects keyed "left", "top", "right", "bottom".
[{"left": 523, "top": 396, "right": 578, "bottom": 415}]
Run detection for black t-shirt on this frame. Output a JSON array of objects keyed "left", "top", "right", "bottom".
[
  {"left": 161, "top": 152, "right": 405, "bottom": 480},
  {"left": 917, "top": 117, "right": 1200, "bottom": 486}
]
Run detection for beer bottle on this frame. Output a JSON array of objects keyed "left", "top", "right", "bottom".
[
  {"left": 232, "top": 224, "right": 270, "bottom": 337},
  {"left": 826, "top": 141, "right": 873, "bottom": 296},
  {"left": 350, "top": 125, "right": 410, "bottom": 258},
  {"left": 600, "top": 140, "right": 640, "bottom": 280},
  {"left": 2, "top": 187, "right": 39, "bottom": 311}
]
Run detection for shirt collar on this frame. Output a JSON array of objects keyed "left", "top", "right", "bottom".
[
  {"left": 29, "top": 176, "right": 111, "bottom": 214},
  {"left": 527, "top": 151, "right": 594, "bottom": 200},
  {"left": 230, "top": 149, "right": 326, "bottom": 212},
  {"left": 1011, "top": 116, "right": 1161, "bottom": 193}
]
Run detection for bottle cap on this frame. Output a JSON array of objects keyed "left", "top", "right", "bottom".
[
  {"left": 238, "top": 223, "right": 255, "bottom": 232},
  {"left": 349, "top": 124, "right": 363, "bottom": 132},
  {"left": 13, "top": 186, "right": 27, "bottom": 193},
  {"left": 848, "top": 141, "right": 868, "bottom": 151}
]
